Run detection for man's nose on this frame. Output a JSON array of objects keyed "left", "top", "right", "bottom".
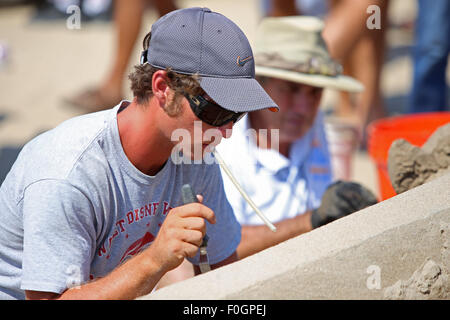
[{"left": 218, "top": 122, "right": 233, "bottom": 139}]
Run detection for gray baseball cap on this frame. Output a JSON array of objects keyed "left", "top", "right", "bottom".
[{"left": 141, "top": 7, "right": 278, "bottom": 113}]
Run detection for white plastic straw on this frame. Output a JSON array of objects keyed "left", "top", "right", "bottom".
[{"left": 214, "top": 149, "right": 277, "bottom": 232}]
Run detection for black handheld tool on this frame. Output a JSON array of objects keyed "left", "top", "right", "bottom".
[{"left": 181, "top": 184, "right": 211, "bottom": 273}]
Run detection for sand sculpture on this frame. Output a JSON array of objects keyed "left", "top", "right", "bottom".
[
  {"left": 384, "top": 221, "right": 450, "bottom": 299},
  {"left": 388, "top": 123, "right": 450, "bottom": 194},
  {"left": 383, "top": 123, "right": 450, "bottom": 300},
  {"left": 384, "top": 259, "right": 449, "bottom": 299}
]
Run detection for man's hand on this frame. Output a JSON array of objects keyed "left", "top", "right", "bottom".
[
  {"left": 146, "top": 196, "right": 216, "bottom": 273},
  {"left": 311, "top": 181, "right": 378, "bottom": 228}
]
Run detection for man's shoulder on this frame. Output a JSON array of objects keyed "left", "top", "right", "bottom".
[
  {"left": 27, "top": 110, "right": 111, "bottom": 166},
  {"left": 3, "top": 110, "right": 114, "bottom": 200}
]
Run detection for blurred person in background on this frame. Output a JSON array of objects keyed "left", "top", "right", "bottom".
[
  {"left": 63, "top": 0, "right": 177, "bottom": 112},
  {"left": 409, "top": 0, "right": 450, "bottom": 113},
  {"left": 262, "top": 0, "right": 389, "bottom": 145},
  {"left": 217, "top": 16, "right": 378, "bottom": 259}
]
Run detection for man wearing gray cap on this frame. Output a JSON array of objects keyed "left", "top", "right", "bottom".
[{"left": 0, "top": 7, "right": 277, "bottom": 300}]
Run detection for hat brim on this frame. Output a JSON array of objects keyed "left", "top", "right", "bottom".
[
  {"left": 199, "top": 76, "right": 279, "bottom": 113},
  {"left": 256, "top": 66, "right": 364, "bottom": 93}
]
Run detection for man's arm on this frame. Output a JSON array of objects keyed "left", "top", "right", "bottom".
[
  {"left": 26, "top": 247, "right": 165, "bottom": 300},
  {"left": 26, "top": 201, "right": 216, "bottom": 300},
  {"left": 236, "top": 211, "right": 313, "bottom": 260}
]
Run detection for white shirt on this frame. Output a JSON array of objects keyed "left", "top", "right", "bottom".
[{"left": 216, "top": 111, "right": 332, "bottom": 225}]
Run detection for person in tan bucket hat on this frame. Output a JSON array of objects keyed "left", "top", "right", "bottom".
[
  {"left": 215, "top": 16, "right": 377, "bottom": 259},
  {"left": 254, "top": 16, "right": 363, "bottom": 93}
]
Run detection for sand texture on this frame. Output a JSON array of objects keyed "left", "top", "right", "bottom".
[
  {"left": 384, "top": 259, "right": 450, "bottom": 299},
  {"left": 388, "top": 123, "right": 450, "bottom": 194}
]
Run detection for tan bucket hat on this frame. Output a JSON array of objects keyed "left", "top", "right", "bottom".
[{"left": 254, "top": 16, "right": 364, "bottom": 93}]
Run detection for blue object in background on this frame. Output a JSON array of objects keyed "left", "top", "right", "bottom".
[{"left": 409, "top": 0, "right": 450, "bottom": 113}]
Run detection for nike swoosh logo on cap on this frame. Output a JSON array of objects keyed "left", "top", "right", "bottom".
[{"left": 236, "top": 55, "right": 253, "bottom": 66}]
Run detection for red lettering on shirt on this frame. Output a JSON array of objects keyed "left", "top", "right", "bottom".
[
  {"left": 134, "top": 209, "right": 140, "bottom": 222},
  {"left": 144, "top": 204, "right": 151, "bottom": 217},
  {"left": 162, "top": 201, "right": 172, "bottom": 216},
  {"left": 97, "top": 200, "right": 173, "bottom": 260},
  {"left": 126, "top": 211, "right": 134, "bottom": 224},
  {"left": 98, "top": 243, "right": 107, "bottom": 257},
  {"left": 116, "top": 219, "right": 126, "bottom": 232},
  {"left": 152, "top": 202, "right": 159, "bottom": 215},
  {"left": 108, "top": 229, "right": 119, "bottom": 248}
]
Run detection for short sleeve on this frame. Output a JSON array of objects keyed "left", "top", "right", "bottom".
[
  {"left": 186, "top": 162, "right": 241, "bottom": 265},
  {"left": 21, "top": 179, "right": 97, "bottom": 294}
]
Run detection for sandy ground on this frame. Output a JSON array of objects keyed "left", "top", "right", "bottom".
[{"left": 0, "top": 0, "right": 449, "bottom": 198}]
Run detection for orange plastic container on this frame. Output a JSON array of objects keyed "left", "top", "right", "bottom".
[{"left": 367, "top": 112, "right": 450, "bottom": 200}]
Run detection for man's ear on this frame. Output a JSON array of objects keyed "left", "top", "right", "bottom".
[{"left": 152, "top": 70, "right": 170, "bottom": 107}]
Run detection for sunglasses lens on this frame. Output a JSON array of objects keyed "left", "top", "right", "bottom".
[
  {"left": 201, "top": 104, "right": 229, "bottom": 126},
  {"left": 234, "top": 112, "right": 246, "bottom": 124},
  {"left": 188, "top": 94, "right": 245, "bottom": 127},
  {"left": 201, "top": 107, "right": 245, "bottom": 126}
]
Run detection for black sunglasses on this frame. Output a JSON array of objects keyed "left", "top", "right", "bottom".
[{"left": 184, "top": 94, "right": 246, "bottom": 127}]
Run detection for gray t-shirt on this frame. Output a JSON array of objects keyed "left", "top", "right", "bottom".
[{"left": 0, "top": 101, "right": 241, "bottom": 300}]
